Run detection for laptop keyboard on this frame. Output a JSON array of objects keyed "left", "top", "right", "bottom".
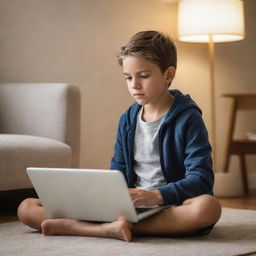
[{"left": 135, "top": 207, "right": 155, "bottom": 214}]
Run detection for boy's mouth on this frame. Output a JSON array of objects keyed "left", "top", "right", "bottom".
[{"left": 134, "top": 93, "right": 144, "bottom": 97}]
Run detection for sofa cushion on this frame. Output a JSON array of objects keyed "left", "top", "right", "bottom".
[{"left": 0, "top": 134, "right": 72, "bottom": 191}]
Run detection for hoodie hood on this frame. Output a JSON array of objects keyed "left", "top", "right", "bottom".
[
  {"left": 164, "top": 89, "right": 202, "bottom": 123},
  {"left": 124, "top": 89, "right": 202, "bottom": 129}
]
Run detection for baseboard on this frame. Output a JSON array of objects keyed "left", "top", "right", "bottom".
[{"left": 248, "top": 173, "right": 256, "bottom": 190}]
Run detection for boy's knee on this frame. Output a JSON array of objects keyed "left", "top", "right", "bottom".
[
  {"left": 192, "top": 195, "right": 222, "bottom": 227},
  {"left": 17, "top": 198, "right": 38, "bottom": 224}
]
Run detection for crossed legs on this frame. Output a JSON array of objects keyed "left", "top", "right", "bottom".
[{"left": 17, "top": 195, "right": 221, "bottom": 242}]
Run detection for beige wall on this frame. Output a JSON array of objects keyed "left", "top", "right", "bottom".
[{"left": 0, "top": 0, "right": 255, "bottom": 180}]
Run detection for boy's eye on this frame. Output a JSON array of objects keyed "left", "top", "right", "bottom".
[
  {"left": 140, "top": 75, "right": 149, "bottom": 79},
  {"left": 124, "top": 74, "right": 149, "bottom": 81}
]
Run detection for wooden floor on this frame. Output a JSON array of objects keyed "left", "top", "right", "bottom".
[{"left": 218, "top": 189, "right": 256, "bottom": 210}]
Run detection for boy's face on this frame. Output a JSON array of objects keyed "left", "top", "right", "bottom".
[{"left": 122, "top": 56, "right": 175, "bottom": 107}]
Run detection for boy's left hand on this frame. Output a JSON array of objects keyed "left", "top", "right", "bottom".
[{"left": 129, "top": 188, "right": 163, "bottom": 207}]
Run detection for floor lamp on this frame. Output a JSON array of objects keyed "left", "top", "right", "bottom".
[{"left": 177, "top": 0, "right": 245, "bottom": 166}]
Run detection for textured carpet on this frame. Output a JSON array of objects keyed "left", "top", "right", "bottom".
[{"left": 0, "top": 208, "right": 256, "bottom": 256}]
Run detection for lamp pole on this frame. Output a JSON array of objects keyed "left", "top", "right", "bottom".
[{"left": 208, "top": 34, "right": 216, "bottom": 167}]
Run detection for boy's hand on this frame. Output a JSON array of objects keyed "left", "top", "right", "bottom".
[{"left": 129, "top": 188, "right": 163, "bottom": 207}]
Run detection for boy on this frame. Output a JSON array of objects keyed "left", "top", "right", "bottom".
[{"left": 17, "top": 31, "right": 221, "bottom": 242}]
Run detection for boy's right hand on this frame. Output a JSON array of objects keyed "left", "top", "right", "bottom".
[{"left": 129, "top": 188, "right": 163, "bottom": 207}]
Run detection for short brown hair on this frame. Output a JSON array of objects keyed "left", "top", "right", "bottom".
[{"left": 117, "top": 31, "right": 177, "bottom": 73}]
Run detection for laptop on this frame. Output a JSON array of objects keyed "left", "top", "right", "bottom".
[{"left": 26, "top": 168, "right": 170, "bottom": 223}]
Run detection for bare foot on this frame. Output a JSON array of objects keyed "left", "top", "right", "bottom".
[
  {"left": 102, "top": 217, "right": 133, "bottom": 242},
  {"left": 41, "top": 219, "right": 81, "bottom": 236},
  {"left": 41, "top": 217, "right": 133, "bottom": 242}
]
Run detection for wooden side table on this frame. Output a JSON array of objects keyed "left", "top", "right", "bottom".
[{"left": 222, "top": 93, "right": 256, "bottom": 194}]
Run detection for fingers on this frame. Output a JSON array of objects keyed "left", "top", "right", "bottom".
[
  {"left": 129, "top": 188, "right": 139, "bottom": 196},
  {"left": 133, "top": 198, "right": 151, "bottom": 207},
  {"left": 130, "top": 190, "right": 151, "bottom": 206},
  {"left": 129, "top": 189, "right": 142, "bottom": 206},
  {"left": 129, "top": 188, "right": 140, "bottom": 200},
  {"left": 129, "top": 189, "right": 161, "bottom": 206}
]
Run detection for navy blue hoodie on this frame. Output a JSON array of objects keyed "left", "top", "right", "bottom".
[{"left": 111, "top": 90, "right": 214, "bottom": 206}]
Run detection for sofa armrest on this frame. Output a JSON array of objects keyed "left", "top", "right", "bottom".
[{"left": 0, "top": 83, "right": 81, "bottom": 167}]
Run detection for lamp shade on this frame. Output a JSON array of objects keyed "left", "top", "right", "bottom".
[{"left": 178, "top": 0, "right": 245, "bottom": 43}]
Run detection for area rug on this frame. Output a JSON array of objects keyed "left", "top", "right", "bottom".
[{"left": 0, "top": 208, "right": 256, "bottom": 256}]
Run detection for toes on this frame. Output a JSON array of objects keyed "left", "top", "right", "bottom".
[
  {"left": 123, "top": 231, "right": 131, "bottom": 242},
  {"left": 118, "top": 218, "right": 132, "bottom": 242},
  {"left": 122, "top": 225, "right": 132, "bottom": 242},
  {"left": 41, "top": 221, "right": 47, "bottom": 235},
  {"left": 41, "top": 220, "right": 51, "bottom": 236}
]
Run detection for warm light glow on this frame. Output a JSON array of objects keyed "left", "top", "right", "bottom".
[{"left": 178, "top": 0, "right": 245, "bottom": 43}]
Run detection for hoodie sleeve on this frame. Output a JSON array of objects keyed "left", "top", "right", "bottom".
[
  {"left": 110, "top": 115, "right": 126, "bottom": 174},
  {"left": 158, "top": 111, "right": 214, "bottom": 206}
]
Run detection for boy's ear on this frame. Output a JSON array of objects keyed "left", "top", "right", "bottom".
[{"left": 165, "top": 66, "right": 176, "bottom": 83}]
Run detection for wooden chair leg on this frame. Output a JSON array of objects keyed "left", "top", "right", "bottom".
[
  {"left": 239, "top": 154, "right": 249, "bottom": 194},
  {"left": 223, "top": 98, "right": 237, "bottom": 173}
]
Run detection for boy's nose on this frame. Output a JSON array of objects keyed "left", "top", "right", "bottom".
[{"left": 131, "top": 78, "right": 141, "bottom": 89}]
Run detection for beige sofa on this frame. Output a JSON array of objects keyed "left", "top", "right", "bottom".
[{"left": 0, "top": 83, "right": 81, "bottom": 191}]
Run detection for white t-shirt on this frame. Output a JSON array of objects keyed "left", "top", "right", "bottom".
[{"left": 134, "top": 108, "right": 167, "bottom": 190}]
